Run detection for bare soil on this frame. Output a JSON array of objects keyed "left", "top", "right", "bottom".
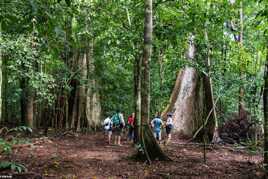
[{"left": 0, "top": 132, "right": 266, "bottom": 179}]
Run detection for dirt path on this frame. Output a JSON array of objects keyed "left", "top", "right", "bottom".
[{"left": 0, "top": 132, "right": 266, "bottom": 178}]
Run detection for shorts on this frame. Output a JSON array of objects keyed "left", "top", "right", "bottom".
[
  {"left": 104, "top": 128, "right": 112, "bottom": 136},
  {"left": 153, "top": 130, "right": 161, "bottom": 141},
  {"left": 166, "top": 124, "right": 173, "bottom": 135},
  {"left": 128, "top": 126, "right": 134, "bottom": 140},
  {"left": 113, "top": 126, "right": 123, "bottom": 136}
]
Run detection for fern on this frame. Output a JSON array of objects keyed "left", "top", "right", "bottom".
[
  {"left": 0, "top": 161, "right": 27, "bottom": 173},
  {"left": 0, "top": 138, "right": 12, "bottom": 154}
]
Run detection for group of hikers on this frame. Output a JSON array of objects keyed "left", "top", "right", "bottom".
[{"left": 103, "top": 110, "right": 174, "bottom": 145}]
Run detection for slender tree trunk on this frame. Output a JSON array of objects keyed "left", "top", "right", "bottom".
[
  {"left": 0, "top": 26, "right": 3, "bottom": 124},
  {"left": 141, "top": 0, "right": 153, "bottom": 138},
  {"left": 69, "top": 51, "right": 79, "bottom": 130},
  {"left": 71, "top": 86, "right": 78, "bottom": 129},
  {"left": 2, "top": 58, "right": 7, "bottom": 124},
  {"left": 263, "top": 45, "right": 268, "bottom": 170},
  {"left": 65, "top": 92, "right": 69, "bottom": 129},
  {"left": 238, "top": 0, "right": 246, "bottom": 119},
  {"left": 0, "top": 37, "right": 2, "bottom": 124},
  {"left": 20, "top": 78, "right": 26, "bottom": 125},
  {"left": 139, "top": 0, "right": 168, "bottom": 162},
  {"left": 204, "top": 28, "right": 219, "bottom": 143},
  {"left": 134, "top": 55, "right": 141, "bottom": 144},
  {"left": 158, "top": 49, "right": 164, "bottom": 90}
]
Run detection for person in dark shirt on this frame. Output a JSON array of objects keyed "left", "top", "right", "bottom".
[{"left": 127, "top": 113, "right": 135, "bottom": 141}]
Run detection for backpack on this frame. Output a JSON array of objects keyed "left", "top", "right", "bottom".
[{"left": 112, "top": 113, "right": 121, "bottom": 127}]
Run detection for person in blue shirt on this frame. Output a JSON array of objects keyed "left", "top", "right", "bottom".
[{"left": 151, "top": 113, "right": 163, "bottom": 141}]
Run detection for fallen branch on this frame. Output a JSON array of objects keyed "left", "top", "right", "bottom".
[{"left": 12, "top": 143, "right": 33, "bottom": 149}]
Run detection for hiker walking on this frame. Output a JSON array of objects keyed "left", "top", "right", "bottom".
[
  {"left": 103, "top": 115, "right": 113, "bottom": 144},
  {"left": 127, "top": 113, "right": 135, "bottom": 141},
  {"left": 151, "top": 112, "right": 163, "bottom": 141},
  {"left": 111, "top": 110, "right": 125, "bottom": 146},
  {"left": 165, "top": 112, "right": 173, "bottom": 145}
]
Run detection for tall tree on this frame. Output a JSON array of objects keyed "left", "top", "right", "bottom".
[
  {"left": 21, "top": 18, "right": 37, "bottom": 128},
  {"left": 86, "top": 41, "right": 102, "bottom": 130},
  {"left": 238, "top": 0, "right": 246, "bottom": 119},
  {"left": 263, "top": 44, "right": 268, "bottom": 170},
  {"left": 162, "top": 34, "right": 206, "bottom": 137},
  {"left": 0, "top": 33, "right": 2, "bottom": 123},
  {"left": 138, "top": 0, "right": 168, "bottom": 162},
  {"left": 260, "top": 0, "right": 268, "bottom": 171},
  {"left": 134, "top": 54, "right": 141, "bottom": 144}
]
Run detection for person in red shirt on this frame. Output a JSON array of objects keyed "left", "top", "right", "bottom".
[{"left": 127, "top": 113, "right": 135, "bottom": 141}]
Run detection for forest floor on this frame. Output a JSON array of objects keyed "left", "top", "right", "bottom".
[{"left": 0, "top": 131, "right": 266, "bottom": 179}]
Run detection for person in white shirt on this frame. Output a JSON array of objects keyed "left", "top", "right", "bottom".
[
  {"left": 165, "top": 112, "right": 174, "bottom": 144},
  {"left": 103, "top": 116, "right": 113, "bottom": 144}
]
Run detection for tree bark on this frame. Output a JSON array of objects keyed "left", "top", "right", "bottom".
[
  {"left": 238, "top": 0, "right": 246, "bottom": 119},
  {"left": 70, "top": 55, "right": 78, "bottom": 130},
  {"left": 139, "top": 0, "right": 168, "bottom": 162},
  {"left": 65, "top": 92, "right": 69, "bottom": 129},
  {"left": 263, "top": 45, "right": 268, "bottom": 170},
  {"left": 0, "top": 39, "right": 2, "bottom": 124},
  {"left": 25, "top": 89, "right": 34, "bottom": 128},
  {"left": 163, "top": 34, "right": 203, "bottom": 137},
  {"left": 158, "top": 49, "right": 164, "bottom": 91},
  {"left": 2, "top": 58, "right": 7, "bottom": 124},
  {"left": 86, "top": 41, "right": 101, "bottom": 130},
  {"left": 20, "top": 77, "right": 34, "bottom": 128},
  {"left": 161, "top": 32, "right": 216, "bottom": 140},
  {"left": 70, "top": 85, "right": 78, "bottom": 129},
  {"left": 134, "top": 55, "right": 141, "bottom": 144},
  {"left": 76, "top": 52, "right": 87, "bottom": 132},
  {"left": 204, "top": 28, "right": 219, "bottom": 143},
  {"left": 0, "top": 27, "right": 3, "bottom": 124}
]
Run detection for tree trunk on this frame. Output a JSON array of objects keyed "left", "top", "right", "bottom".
[
  {"left": 70, "top": 86, "right": 78, "bottom": 129},
  {"left": 2, "top": 58, "right": 7, "bottom": 124},
  {"left": 65, "top": 92, "right": 69, "bottom": 129},
  {"left": 86, "top": 41, "right": 101, "bottom": 130},
  {"left": 20, "top": 78, "right": 26, "bottom": 125},
  {"left": 69, "top": 51, "right": 79, "bottom": 130},
  {"left": 0, "top": 41, "right": 2, "bottom": 124},
  {"left": 22, "top": 18, "right": 37, "bottom": 129},
  {"left": 162, "top": 35, "right": 204, "bottom": 138},
  {"left": 139, "top": 0, "right": 168, "bottom": 162},
  {"left": 158, "top": 49, "right": 164, "bottom": 91},
  {"left": 25, "top": 89, "right": 34, "bottom": 128},
  {"left": 20, "top": 70, "right": 34, "bottom": 128},
  {"left": 162, "top": 32, "right": 217, "bottom": 140},
  {"left": 76, "top": 53, "right": 87, "bottom": 132},
  {"left": 204, "top": 28, "right": 219, "bottom": 143},
  {"left": 134, "top": 55, "right": 141, "bottom": 144},
  {"left": 238, "top": 0, "right": 246, "bottom": 119},
  {"left": 263, "top": 45, "right": 268, "bottom": 170}
]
